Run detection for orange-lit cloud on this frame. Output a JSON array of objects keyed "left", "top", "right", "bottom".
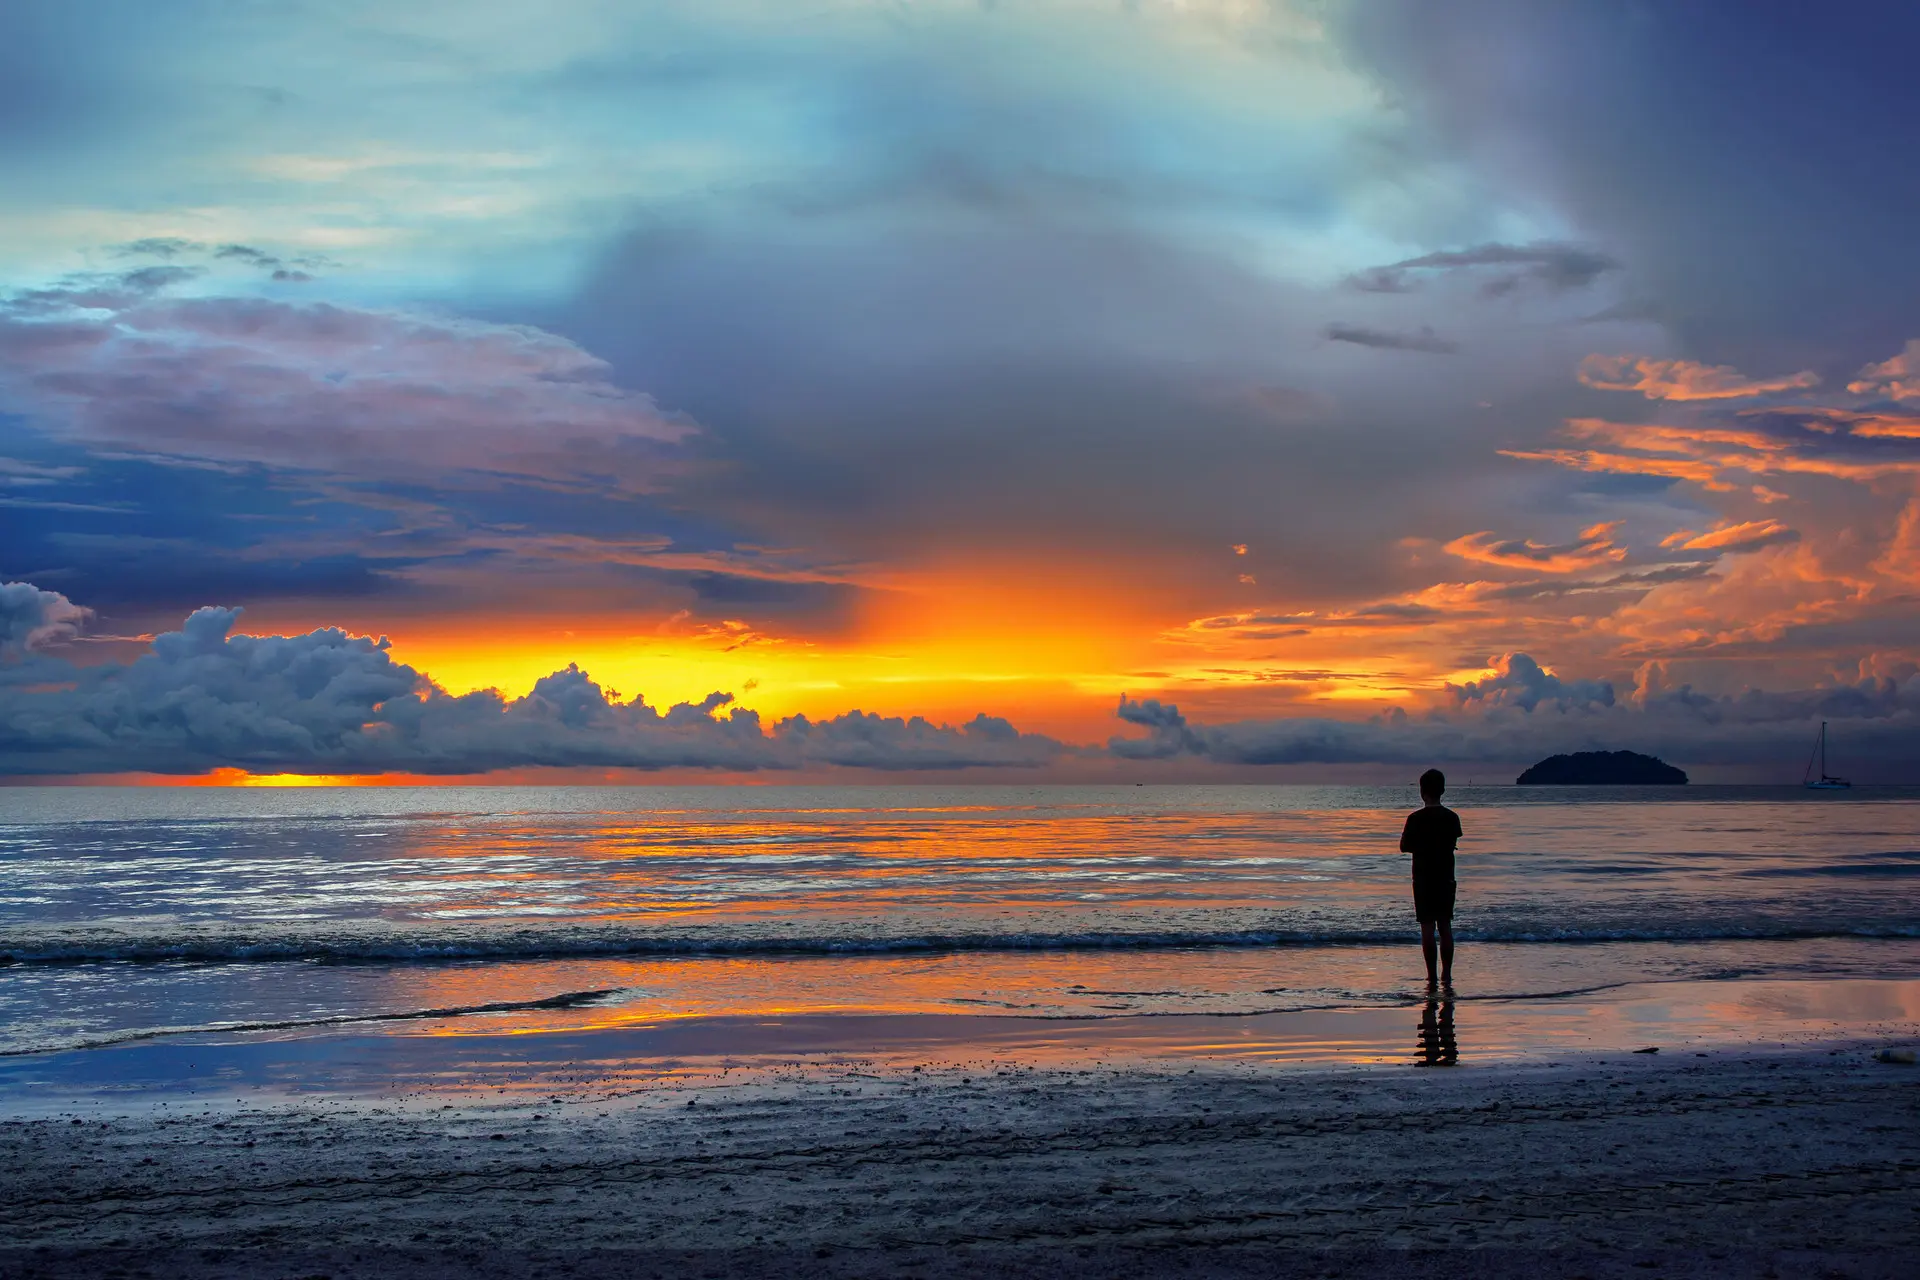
[
  {"left": 1659, "top": 519, "right": 1798, "bottom": 554},
  {"left": 1500, "top": 446, "right": 1739, "bottom": 490},
  {"left": 1847, "top": 416, "right": 1920, "bottom": 440},
  {"left": 1847, "top": 339, "right": 1920, "bottom": 402},
  {"left": 1564, "top": 417, "right": 1794, "bottom": 454},
  {"left": 1578, "top": 353, "right": 1820, "bottom": 401},
  {"left": 1444, "top": 521, "right": 1627, "bottom": 572},
  {"left": 1507, "top": 414, "right": 1920, "bottom": 491}
]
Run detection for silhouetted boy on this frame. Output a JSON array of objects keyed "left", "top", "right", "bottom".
[{"left": 1399, "top": 768, "right": 1460, "bottom": 989}]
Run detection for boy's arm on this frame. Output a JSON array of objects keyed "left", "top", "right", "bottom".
[{"left": 1399, "top": 813, "right": 1415, "bottom": 853}]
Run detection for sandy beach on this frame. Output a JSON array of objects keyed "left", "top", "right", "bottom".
[{"left": 4, "top": 1042, "right": 1916, "bottom": 1279}]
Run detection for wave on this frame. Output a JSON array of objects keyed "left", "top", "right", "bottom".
[
  {"left": 0, "top": 987, "right": 623, "bottom": 1058},
  {"left": 3, "top": 921, "right": 1917, "bottom": 966},
  {"left": 1740, "top": 861, "right": 1920, "bottom": 878}
]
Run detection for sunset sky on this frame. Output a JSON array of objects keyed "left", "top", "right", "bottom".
[{"left": 4, "top": 0, "right": 1919, "bottom": 782}]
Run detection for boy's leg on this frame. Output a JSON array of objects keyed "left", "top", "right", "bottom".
[
  {"left": 1420, "top": 919, "right": 1438, "bottom": 985},
  {"left": 1438, "top": 920, "right": 1454, "bottom": 986}
]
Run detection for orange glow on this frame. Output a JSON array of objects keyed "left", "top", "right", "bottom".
[
  {"left": 184, "top": 768, "right": 440, "bottom": 787},
  {"left": 241, "top": 556, "right": 1194, "bottom": 743}
]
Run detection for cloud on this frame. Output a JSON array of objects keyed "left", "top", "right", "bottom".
[
  {"left": 1660, "top": 520, "right": 1798, "bottom": 555},
  {"left": 1324, "top": 323, "right": 1458, "bottom": 354},
  {"left": 1830, "top": 412, "right": 1920, "bottom": 441},
  {"left": 1110, "top": 696, "right": 1204, "bottom": 759},
  {"left": 112, "top": 237, "right": 335, "bottom": 278},
  {"left": 0, "top": 596, "right": 1066, "bottom": 776},
  {"left": 1578, "top": 354, "right": 1820, "bottom": 401},
  {"left": 0, "top": 273, "right": 689, "bottom": 487},
  {"left": 564, "top": 210, "right": 1532, "bottom": 607},
  {"left": 1504, "top": 408, "right": 1920, "bottom": 493},
  {"left": 1176, "top": 600, "right": 1445, "bottom": 644},
  {"left": 1107, "top": 660, "right": 1920, "bottom": 774},
  {"left": 1444, "top": 521, "right": 1627, "bottom": 572},
  {"left": 1358, "top": 242, "right": 1621, "bottom": 297},
  {"left": 1472, "top": 563, "right": 1717, "bottom": 602},
  {"left": 0, "top": 456, "right": 82, "bottom": 487},
  {"left": 1448, "top": 652, "right": 1615, "bottom": 712},
  {"left": 1333, "top": 2, "right": 1920, "bottom": 367},
  {"left": 1848, "top": 339, "right": 1920, "bottom": 403},
  {"left": 0, "top": 582, "right": 89, "bottom": 655},
  {"left": 1341, "top": 267, "right": 1417, "bottom": 294}
]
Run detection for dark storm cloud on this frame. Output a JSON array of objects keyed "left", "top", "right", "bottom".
[
  {"left": 0, "top": 412, "right": 870, "bottom": 639},
  {"left": 0, "top": 434, "right": 447, "bottom": 622},
  {"left": 1334, "top": 0, "right": 1920, "bottom": 369},
  {"left": 1324, "top": 323, "right": 1458, "bottom": 354},
  {"left": 553, "top": 214, "right": 1535, "bottom": 610},
  {"left": 524, "top": 8, "right": 1580, "bottom": 597},
  {"left": 0, "top": 598, "right": 1068, "bottom": 776}
]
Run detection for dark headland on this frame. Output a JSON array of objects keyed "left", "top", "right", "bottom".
[{"left": 1516, "top": 750, "right": 1688, "bottom": 785}]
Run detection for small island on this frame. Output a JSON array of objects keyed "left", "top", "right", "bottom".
[{"left": 1515, "top": 750, "right": 1688, "bottom": 785}]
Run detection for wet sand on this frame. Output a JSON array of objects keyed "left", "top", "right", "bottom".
[{"left": 3, "top": 1044, "right": 1917, "bottom": 1278}]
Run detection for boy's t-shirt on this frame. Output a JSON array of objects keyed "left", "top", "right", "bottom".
[{"left": 1400, "top": 805, "right": 1462, "bottom": 883}]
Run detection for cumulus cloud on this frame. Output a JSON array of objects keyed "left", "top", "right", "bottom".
[
  {"left": 1444, "top": 522, "right": 1626, "bottom": 573},
  {"left": 1110, "top": 696, "right": 1204, "bottom": 759},
  {"left": 1848, "top": 339, "right": 1920, "bottom": 402},
  {"left": 0, "top": 597, "right": 1066, "bottom": 776},
  {"left": 1578, "top": 354, "right": 1820, "bottom": 401},
  {"left": 1448, "top": 653, "right": 1615, "bottom": 712},
  {"left": 1108, "top": 660, "right": 1920, "bottom": 774},
  {"left": 0, "top": 582, "right": 89, "bottom": 654},
  {"left": 1323, "top": 323, "right": 1458, "bottom": 354},
  {"left": 0, "top": 270, "right": 688, "bottom": 486}
]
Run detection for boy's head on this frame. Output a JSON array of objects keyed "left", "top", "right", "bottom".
[{"left": 1419, "top": 768, "right": 1445, "bottom": 801}]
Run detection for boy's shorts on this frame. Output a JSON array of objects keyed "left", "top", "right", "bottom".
[{"left": 1413, "top": 877, "right": 1455, "bottom": 924}]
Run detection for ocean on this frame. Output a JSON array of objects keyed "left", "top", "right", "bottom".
[{"left": 2, "top": 784, "right": 1917, "bottom": 1089}]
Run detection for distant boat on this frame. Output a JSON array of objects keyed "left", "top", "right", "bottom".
[{"left": 1803, "top": 721, "right": 1852, "bottom": 789}]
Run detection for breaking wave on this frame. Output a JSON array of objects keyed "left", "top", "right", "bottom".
[{"left": 5, "top": 920, "right": 1918, "bottom": 967}]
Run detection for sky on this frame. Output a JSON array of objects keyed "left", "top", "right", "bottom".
[{"left": 4, "top": 0, "right": 1920, "bottom": 783}]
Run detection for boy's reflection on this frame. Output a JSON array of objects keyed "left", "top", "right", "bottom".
[{"left": 1416, "top": 997, "right": 1458, "bottom": 1066}]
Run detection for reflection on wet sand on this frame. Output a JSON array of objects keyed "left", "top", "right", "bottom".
[
  {"left": 1416, "top": 997, "right": 1458, "bottom": 1066},
  {"left": 4, "top": 979, "right": 1913, "bottom": 1112}
]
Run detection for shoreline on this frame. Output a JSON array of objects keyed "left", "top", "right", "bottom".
[
  {"left": 4, "top": 974, "right": 1917, "bottom": 1114},
  {"left": 4, "top": 1045, "right": 1916, "bottom": 1277}
]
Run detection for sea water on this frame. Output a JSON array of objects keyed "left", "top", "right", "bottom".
[{"left": 2, "top": 784, "right": 1917, "bottom": 1076}]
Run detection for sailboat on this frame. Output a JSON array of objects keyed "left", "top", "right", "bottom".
[{"left": 1802, "top": 721, "right": 1851, "bottom": 790}]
